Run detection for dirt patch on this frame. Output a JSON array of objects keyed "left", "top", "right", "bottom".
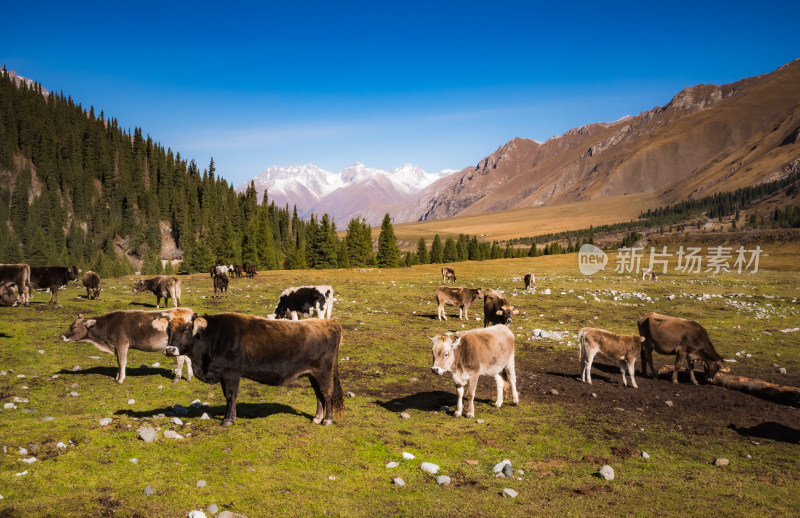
[
  {"left": 611, "top": 445, "right": 638, "bottom": 460},
  {"left": 582, "top": 454, "right": 611, "bottom": 465},
  {"left": 574, "top": 484, "right": 613, "bottom": 496}
]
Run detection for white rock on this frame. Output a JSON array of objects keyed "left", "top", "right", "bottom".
[
  {"left": 493, "top": 460, "right": 511, "bottom": 473},
  {"left": 502, "top": 488, "right": 518, "bottom": 498},
  {"left": 164, "top": 430, "right": 183, "bottom": 439},
  {"left": 3, "top": 403, "right": 16, "bottom": 410},
  {"left": 15, "top": 470, "right": 28, "bottom": 477},
  {"left": 129, "top": 458, "right": 138, "bottom": 464},
  {"left": 139, "top": 427, "right": 158, "bottom": 443},
  {"left": 714, "top": 457, "right": 729, "bottom": 467},
  {"left": 598, "top": 465, "right": 615, "bottom": 480},
  {"left": 641, "top": 452, "right": 650, "bottom": 459},
  {"left": 196, "top": 480, "right": 207, "bottom": 488},
  {"left": 171, "top": 417, "right": 184, "bottom": 425},
  {"left": 386, "top": 461, "right": 399, "bottom": 469},
  {"left": 152, "top": 362, "right": 160, "bottom": 368},
  {"left": 420, "top": 462, "right": 440, "bottom": 474},
  {"left": 393, "top": 477, "right": 405, "bottom": 486},
  {"left": 402, "top": 452, "right": 415, "bottom": 460},
  {"left": 187, "top": 512, "right": 207, "bottom": 518},
  {"left": 56, "top": 442, "right": 67, "bottom": 448},
  {"left": 400, "top": 412, "right": 411, "bottom": 419},
  {"left": 200, "top": 413, "right": 211, "bottom": 419},
  {"left": 128, "top": 399, "right": 135, "bottom": 405},
  {"left": 99, "top": 417, "right": 112, "bottom": 426},
  {"left": 22, "top": 457, "right": 37, "bottom": 464},
  {"left": 436, "top": 475, "right": 451, "bottom": 486}
]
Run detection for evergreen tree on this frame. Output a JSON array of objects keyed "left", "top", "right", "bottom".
[
  {"left": 376, "top": 214, "right": 399, "bottom": 268},
  {"left": 416, "top": 237, "right": 428, "bottom": 265},
  {"left": 430, "top": 234, "right": 444, "bottom": 263},
  {"left": 443, "top": 237, "right": 458, "bottom": 262}
]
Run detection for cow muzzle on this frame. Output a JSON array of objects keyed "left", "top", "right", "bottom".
[
  {"left": 164, "top": 346, "right": 180, "bottom": 356},
  {"left": 61, "top": 335, "right": 70, "bottom": 342},
  {"left": 431, "top": 366, "right": 444, "bottom": 375}
]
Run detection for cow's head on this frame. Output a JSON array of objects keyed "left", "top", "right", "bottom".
[
  {"left": 273, "top": 297, "right": 289, "bottom": 319},
  {"left": 431, "top": 335, "right": 459, "bottom": 375},
  {"left": 703, "top": 358, "right": 727, "bottom": 382},
  {"left": 61, "top": 314, "right": 96, "bottom": 342},
  {"left": 475, "top": 288, "right": 485, "bottom": 300},
  {"left": 0, "top": 282, "right": 18, "bottom": 306},
  {"left": 67, "top": 266, "right": 80, "bottom": 281},
  {"left": 132, "top": 279, "right": 147, "bottom": 292},
  {"left": 164, "top": 313, "right": 206, "bottom": 357},
  {"left": 495, "top": 304, "right": 519, "bottom": 324}
]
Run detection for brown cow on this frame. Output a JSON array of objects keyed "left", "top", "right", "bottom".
[
  {"left": 578, "top": 327, "right": 644, "bottom": 388},
  {"left": 82, "top": 271, "right": 101, "bottom": 300},
  {"left": 133, "top": 276, "right": 182, "bottom": 308},
  {"left": 483, "top": 289, "right": 519, "bottom": 327},
  {"left": 233, "top": 264, "right": 244, "bottom": 278},
  {"left": 29, "top": 266, "right": 79, "bottom": 304},
  {"left": 245, "top": 265, "right": 256, "bottom": 278},
  {"left": 61, "top": 308, "right": 195, "bottom": 384},
  {"left": 0, "top": 263, "right": 31, "bottom": 305},
  {"left": 637, "top": 312, "right": 726, "bottom": 385},
  {"left": 434, "top": 287, "right": 484, "bottom": 321},
  {"left": 213, "top": 273, "right": 229, "bottom": 296},
  {"left": 0, "top": 281, "right": 19, "bottom": 306},
  {"left": 430, "top": 325, "right": 518, "bottom": 418},
  {"left": 164, "top": 313, "right": 344, "bottom": 426},
  {"left": 442, "top": 266, "right": 456, "bottom": 284},
  {"left": 524, "top": 272, "right": 535, "bottom": 290}
]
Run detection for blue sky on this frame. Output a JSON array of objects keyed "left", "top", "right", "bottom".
[{"left": 3, "top": 1, "right": 799, "bottom": 187}]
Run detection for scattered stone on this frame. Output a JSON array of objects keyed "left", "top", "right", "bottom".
[
  {"left": 15, "top": 470, "right": 28, "bottom": 477},
  {"left": 128, "top": 399, "right": 135, "bottom": 405},
  {"left": 464, "top": 459, "right": 479, "bottom": 465},
  {"left": 19, "top": 447, "right": 28, "bottom": 456},
  {"left": 400, "top": 412, "right": 411, "bottom": 419},
  {"left": 71, "top": 366, "right": 81, "bottom": 372},
  {"left": 206, "top": 504, "right": 219, "bottom": 514},
  {"left": 386, "top": 461, "right": 399, "bottom": 469},
  {"left": 152, "top": 362, "right": 160, "bottom": 368},
  {"left": 200, "top": 413, "right": 211, "bottom": 420},
  {"left": 641, "top": 452, "right": 650, "bottom": 459},
  {"left": 99, "top": 417, "right": 112, "bottom": 426},
  {"left": 408, "top": 377, "right": 419, "bottom": 382},
  {"left": 56, "top": 442, "right": 67, "bottom": 448},
  {"left": 13, "top": 397, "right": 28, "bottom": 403},
  {"left": 598, "top": 465, "right": 615, "bottom": 480},
  {"left": 129, "top": 458, "right": 138, "bottom": 464},
  {"left": 548, "top": 389, "right": 559, "bottom": 396},
  {"left": 665, "top": 400, "right": 674, "bottom": 408},
  {"left": 139, "top": 426, "right": 158, "bottom": 443},
  {"left": 714, "top": 457, "right": 729, "bottom": 467},
  {"left": 393, "top": 478, "right": 405, "bottom": 486},
  {"left": 187, "top": 511, "right": 207, "bottom": 518},
  {"left": 217, "top": 512, "right": 248, "bottom": 518},
  {"left": 42, "top": 416, "right": 55, "bottom": 422},
  {"left": 346, "top": 392, "right": 356, "bottom": 398},
  {"left": 778, "top": 367, "right": 787, "bottom": 375},
  {"left": 493, "top": 460, "right": 511, "bottom": 473},
  {"left": 420, "top": 462, "right": 440, "bottom": 474},
  {"left": 476, "top": 419, "right": 485, "bottom": 424},
  {"left": 22, "top": 457, "right": 37, "bottom": 464},
  {"left": 502, "top": 488, "right": 518, "bottom": 498},
  {"left": 402, "top": 452, "right": 415, "bottom": 460},
  {"left": 69, "top": 391, "right": 79, "bottom": 397},
  {"left": 591, "top": 393, "right": 597, "bottom": 398},
  {"left": 436, "top": 475, "right": 451, "bottom": 486},
  {"left": 164, "top": 430, "right": 183, "bottom": 439},
  {"left": 196, "top": 480, "right": 207, "bottom": 488},
  {"left": 171, "top": 417, "right": 184, "bottom": 426},
  {"left": 3, "top": 403, "right": 15, "bottom": 410},
  {"left": 502, "top": 464, "right": 514, "bottom": 478}
]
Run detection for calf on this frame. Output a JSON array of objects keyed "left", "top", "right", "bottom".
[
  {"left": 213, "top": 273, "right": 229, "bottom": 296},
  {"left": 483, "top": 289, "right": 519, "bottom": 327},
  {"left": 164, "top": 312, "right": 344, "bottom": 426},
  {"left": 273, "top": 286, "right": 334, "bottom": 320},
  {"left": 638, "top": 312, "right": 726, "bottom": 385},
  {"left": 61, "top": 308, "right": 195, "bottom": 384},
  {"left": 524, "top": 272, "right": 535, "bottom": 290},
  {"left": 642, "top": 268, "right": 658, "bottom": 281},
  {"left": 578, "top": 327, "right": 644, "bottom": 388},
  {"left": 0, "top": 281, "right": 19, "bottom": 306},
  {"left": 434, "top": 286, "right": 484, "bottom": 321},
  {"left": 442, "top": 266, "right": 456, "bottom": 284},
  {"left": 133, "top": 276, "right": 182, "bottom": 308},
  {"left": 430, "top": 325, "right": 518, "bottom": 418},
  {"left": 29, "top": 266, "right": 79, "bottom": 304},
  {"left": 82, "top": 271, "right": 101, "bottom": 300},
  {"left": 0, "top": 264, "right": 31, "bottom": 305}
]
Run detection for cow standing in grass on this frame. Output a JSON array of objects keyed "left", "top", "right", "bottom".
[
  {"left": 434, "top": 287, "right": 484, "bottom": 321},
  {"left": 0, "top": 264, "right": 30, "bottom": 305},
  {"left": 133, "top": 276, "right": 182, "bottom": 308},
  {"left": 442, "top": 266, "right": 456, "bottom": 284},
  {"left": 82, "top": 271, "right": 101, "bottom": 300},
  {"left": 524, "top": 272, "right": 535, "bottom": 290},
  {"left": 578, "top": 327, "right": 644, "bottom": 388},
  {"left": 213, "top": 273, "right": 229, "bottom": 297}
]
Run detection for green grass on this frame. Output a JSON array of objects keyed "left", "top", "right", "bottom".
[{"left": 0, "top": 247, "right": 798, "bottom": 517}]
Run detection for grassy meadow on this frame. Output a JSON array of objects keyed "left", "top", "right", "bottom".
[{"left": 0, "top": 244, "right": 798, "bottom": 517}]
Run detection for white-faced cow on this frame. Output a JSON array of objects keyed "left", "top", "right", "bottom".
[
  {"left": 430, "top": 325, "right": 519, "bottom": 418},
  {"left": 642, "top": 268, "right": 658, "bottom": 281},
  {"left": 442, "top": 266, "right": 456, "bottom": 284},
  {"left": 434, "top": 286, "right": 484, "bottom": 321},
  {"left": 29, "top": 266, "right": 79, "bottom": 304},
  {"left": 0, "top": 264, "right": 31, "bottom": 305},
  {"left": 82, "top": 271, "right": 101, "bottom": 300},
  {"left": 164, "top": 312, "right": 345, "bottom": 426},
  {"left": 61, "top": 308, "right": 195, "bottom": 384},
  {"left": 213, "top": 273, "right": 229, "bottom": 296},
  {"left": 209, "top": 265, "right": 233, "bottom": 278},
  {"left": 483, "top": 289, "right": 519, "bottom": 327},
  {"left": 578, "top": 327, "right": 644, "bottom": 388},
  {"left": 524, "top": 272, "right": 535, "bottom": 290},
  {"left": 273, "top": 286, "right": 334, "bottom": 320},
  {"left": 0, "top": 281, "right": 19, "bottom": 306},
  {"left": 133, "top": 276, "right": 182, "bottom": 308},
  {"left": 637, "top": 312, "right": 726, "bottom": 385}
]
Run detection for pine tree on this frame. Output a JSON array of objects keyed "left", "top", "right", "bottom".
[
  {"left": 416, "top": 237, "right": 428, "bottom": 265},
  {"left": 376, "top": 214, "right": 399, "bottom": 268},
  {"left": 430, "top": 234, "right": 444, "bottom": 263},
  {"left": 443, "top": 237, "right": 458, "bottom": 262}
]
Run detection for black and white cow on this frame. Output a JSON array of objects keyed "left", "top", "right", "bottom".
[{"left": 272, "top": 286, "right": 334, "bottom": 320}]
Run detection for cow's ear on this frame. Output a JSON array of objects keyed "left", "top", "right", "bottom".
[
  {"left": 152, "top": 318, "right": 168, "bottom": 332},
  {"left": 77, "top": 313, "right": 84, "bottom": 319},
  {"left": 496, "top": 309, "right": 504, "bottom": 316},
  {"left": 85, "top": 319, "right": 96, "bottom": 328},
  {"left": 512, "top": 308, "right": 519, "bottom": 315},
  {"left": 452, "top": 337, "right": 461, "bottom": 349},
  {"left": 192, "top": 317, "right": 208, "bottom": 336}
]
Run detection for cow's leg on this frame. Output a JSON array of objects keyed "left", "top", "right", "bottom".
[
  {"left": 115, "top": 345, "right": 129, "bottom": 384},
  {"left": 174, "top": 355, "right": 184, "bottom": 382},
  {"left": 438, "top": 305, "right": 446, "bottom": 321},
  {"left": 673, "top": 351, "right": 686, "bottom": 384},
  {"left": 687, "top": 358, "right": 700, "bottom": 385},
  {"left": 507, "top": 357, "right": 519, "bottom": 405},
  {"left": 627, "top": 357, "right": 638, "bottom": 389},
  {"left": 465, "top": 376, "right": 479, "bottom": 418},
  {"left": 454, "top": 385, "right": 465, "bottom": 418},
  {"left": 619, "top": 362, "right": 628, "bottom": 387},
  {"left": 155, "top": 296, "right": 161, "bottom": 309},
  {"left": 309, "top": 373, "right": 334, "bottom": 425},
  {"left": 290, "top": 311, "right": 299, "bottom": 321},
  {"left": 584, "top": 349, "right": 596, "bottom": 385},
  {"left": 494, "top": 374, "right": 505, "bottom": 408},
  {"left": 219, "top": 373, "right": 240, "bottom": 425},
  {"left": 458, "top": 307, "right": 464, "bottom": 320},
  {"left": 641, "top": 340, "right": 654, "bottom": 377},
  {"left": 183, "top": 356, "right": 193, "bottom": 381}
]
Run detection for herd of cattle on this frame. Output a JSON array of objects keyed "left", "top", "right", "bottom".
[{"left": 0, "top": 262, "right": 728, "bottom": 424}]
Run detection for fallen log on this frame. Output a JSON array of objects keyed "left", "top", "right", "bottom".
[{"left": 656, "top": 365, "right": 800, "bottom": 403}]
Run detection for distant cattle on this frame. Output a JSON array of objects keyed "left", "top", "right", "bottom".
[
  {"left": 233, "top": 264, "right": 244, "bottom": 278},
  {"left": 578, "top": 327, "right": 644, "bottom": 388},
  {"left": 524, "top": 272, "right": 535, "bottom": 290},
  {"left": 61, "top": 308, "right": 195, "bottom": 384},
  {"left": 273, "top": 286, "right": 334, "bottom": 320},
  {"left": 483, "top": 289, "right": 519, "bottom": 327},
  {"left": 164, "top": 312, "right": 344, "bottom": 426},
  {"left": 82, "top": 271, "right": 101, "bottom": 300},
  {"left": 0, "top": 281, "right": 19, "bottom": 306},
  {"left": 442, "top": 266, "right": 456, "bottom": 284},
  {"left": 210, "top": 265, "right": 234, "bottom": 278},
  {"left": 0, "top": 264, "right": 31, "bottom": 305},
  {"left": 637, "top": 312, "right": 726, "bottom": 385},
  {"left": 133, "top": 276, "right": 182, "bottom": 308},
  {"left": 213, "top": 273, "right": 229, "bottom": 296},
  {"left": 29, "top": 266, "right": 79, "bottom": 304},
  {"left": 430, "top": 325, "right": 518, "bottom": 418},
  {"left": 245, "top": 265, "right": 256, "bottom": 278},
  {"left": 434, "top": 286, "right": 484, "bottom": 321},
  {"left": 642, "top": 268, "right": 658, "bottom": 281}
]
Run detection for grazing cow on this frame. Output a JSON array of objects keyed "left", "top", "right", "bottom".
[
  {"left": 29, "top": 266, "right": 79, "bottom": 304},
  {"left": 164, "top": 312, "right": 344, "bottom": 426},
  {"left": 82, "top": 271, "right": 101, "bottom": 300},
  {"left": 578, "top": 327, "right": 644, "bottom": 388},
  {"left": 0, "top": 281, "right": 19, "bottom": 306},
  {"left": 245, "top": 265, "right": 256, "bottom": 278},
  {"left": 483, "top": 289, "right": 519, "bottom": 327},
  {"left": 637, "top": 312, "right": 726, "bottom": 385},
  {"left": 434, "top": 286, "right": 484, "bottom": 321},
  {"left": 61, "top": 308, "right": 195, "bottom": 384},
  {"left": 0, "top": 264, "right": 31, "bottom": 305},
  {"left": 213, "top": 273, "right": 229, "bottom": 296},
  {"left": 430, "top": 325, "right": 518, "bottom": 418},
  {"left": 642, "top": 268, "right": 658, "bottom": 281},
  {"left": 233, "top": 264, "right": 244, "bottom": 278},
  {"left": 210, "top": 265, "right": 232, "bottom": 278},
  {"left": 226, "top": 264, "right": 236, "bottom": 278},
  {"left": 442, "top": 266, "right": 456, "bottom": 284},
  {"left": 273, "top": 286, "right": 334, "bottom": 320},
  {"left": 133, "top": 276, "right": 182, "bottom": 308},
  {"left": 524, "top": 272, "right": 535, "bottom": 290}
]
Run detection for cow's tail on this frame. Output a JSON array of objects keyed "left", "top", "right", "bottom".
[{"left": 332, "top": 331, "right": 345, "bottom": 417}]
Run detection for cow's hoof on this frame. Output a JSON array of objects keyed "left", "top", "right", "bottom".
[
  {"left": 221, "top": 419, "right": 235, "bottom": 426},
  {"left": 322, "top": 418, "right": 333, "bottom": 426},
  {"left": 453, "top": 412, "right": 462, "bottom": 418},
  {"left": 172, "top": 377, "right": 180, "bottom": 384},
  {"left": 312, "top": 416, "right": 323, "bottom": 424},
  {"left": 494, "top": 403, "right": 503, "bottom": 409},
  {"left": 465, "top": 413, "right": 474, "bottom": 418}
]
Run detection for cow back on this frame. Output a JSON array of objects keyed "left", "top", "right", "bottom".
[{"left": 453, "top": 325, "right": 514, "bottom": 373}]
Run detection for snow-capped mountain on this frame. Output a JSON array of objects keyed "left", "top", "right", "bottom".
[{"left": 236, "top": 162, "right": 457, "bottom": 227}]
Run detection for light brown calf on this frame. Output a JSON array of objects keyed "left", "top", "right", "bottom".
[{"left": 579, "top": 327, "right": 644, "bottom": 388}]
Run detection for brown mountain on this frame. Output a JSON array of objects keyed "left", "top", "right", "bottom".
[{"left": 419, "top": 59, "right": 800, "bottom": 221}]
